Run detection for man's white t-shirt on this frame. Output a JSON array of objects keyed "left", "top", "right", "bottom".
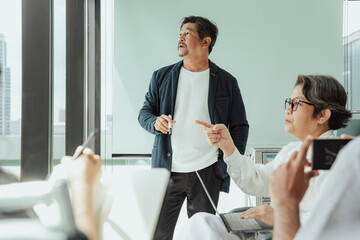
[{"left": 171, "top": 67, "right": 218, "bottom": 172}]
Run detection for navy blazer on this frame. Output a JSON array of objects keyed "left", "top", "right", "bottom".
[{"left": 138, "top": 60, "right": 249, "bottom": 192}]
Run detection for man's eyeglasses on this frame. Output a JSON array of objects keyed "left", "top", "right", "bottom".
[{"left": 285, "top": 98, "right": 314, "bottom": 111}]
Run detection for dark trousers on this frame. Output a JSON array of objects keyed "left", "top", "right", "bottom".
[{"left": 153, "top": 162, "right": 222, "bottom": 240}]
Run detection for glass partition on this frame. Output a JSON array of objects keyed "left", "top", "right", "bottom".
[
  {"left": 0, "top": 0, "right": 22, "bottom": 178},
  {"left": 53, "top": 0, "right": 66, "bottom": 166},
  {"left": 343, "top": 0, "right": 360, "bottom": 118}
]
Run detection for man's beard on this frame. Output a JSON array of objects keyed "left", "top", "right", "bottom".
[
  {"left": 178, "top": 45, "right": 188, "bottom": 57},
  {"left": 178, "top": 51, "right": 188, "bottom": 57}
]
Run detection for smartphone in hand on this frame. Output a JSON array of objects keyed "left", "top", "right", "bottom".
[{"left": 312, "top": 139, "right": 351, "bottom": 170}]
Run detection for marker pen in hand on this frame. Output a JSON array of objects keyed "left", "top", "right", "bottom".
[
  {"left": 168, "top": 115, "right": 172, "bottom": 135},
  {"left": 72, "top": 129, "right": 98, "bottom": 160}
]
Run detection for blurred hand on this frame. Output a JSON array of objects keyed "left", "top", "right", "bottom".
[
  {"left": 269, "top": 136, "right": 319, "bottom": 207},
  {"left": 62, "top": 147, "right": 101, "bottom": 240},
  {"left": 61, "top": 147, "right": 102, "bottom": 191},
  {"left": 194, "top": 120, "right": 236, "bottom": 158},
  {"left": 340, "top": 134, "right": 355, "bottom": 140},
  {"left": 155, "top": 114, "right": 176, "bottom": 134},
  {"left": 240, "top": 205, "right": 274, "bottom": 226}
]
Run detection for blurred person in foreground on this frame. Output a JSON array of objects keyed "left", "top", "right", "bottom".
[
  {"left": 0, "top": 148, "right": 101, "bottom": 240},
  {"left": 270, "top": 134, "right": 360, "bottom": 240}
]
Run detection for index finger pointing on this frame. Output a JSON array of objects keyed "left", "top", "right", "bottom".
[{"left": 194, "top": 120, "right": 214, "bottom": 128}]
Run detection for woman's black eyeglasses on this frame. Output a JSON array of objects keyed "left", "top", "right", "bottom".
[{"left": 285, "top": 98, "right": 314, "bottom": 111}]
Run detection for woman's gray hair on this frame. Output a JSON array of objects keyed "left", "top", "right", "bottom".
[{"left": 295, "top": 75, "right": 352, "bottom": 130}]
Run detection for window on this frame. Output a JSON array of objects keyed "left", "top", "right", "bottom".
[
  {"left": 53, "top": 0, "right": 66, "bottom": 165},
  {"left": 343, "top": 0, "right": 360, "bottom": 117},
  {"left": 0, "top": 0, "right": 22, "bottom": 178},
  {"left": 101, "top": 0, "right": 114, "bottom": 169}
]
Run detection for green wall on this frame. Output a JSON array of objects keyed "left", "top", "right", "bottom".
[{"left": 113, "top": 0, "right": 343, "bottom": 153}]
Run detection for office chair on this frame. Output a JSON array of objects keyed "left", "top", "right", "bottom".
[
  {"left": 228, "top": 207, "right": 273, "bottom": 240},
  {"left": 0, "top": 179, "right": 77, "bottom": 240}
]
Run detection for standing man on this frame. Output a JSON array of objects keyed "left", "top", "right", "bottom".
[{"left": 138, "top": 16, "right": 249, "bottom": 239}]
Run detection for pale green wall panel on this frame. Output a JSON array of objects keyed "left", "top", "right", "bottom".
[{"left": 113, "top": 0, "right": 343, "bottom": 153}]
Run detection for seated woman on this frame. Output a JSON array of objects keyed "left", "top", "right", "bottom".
[{"left": 173, "top": 75, "right": 352, "bottom": 240}]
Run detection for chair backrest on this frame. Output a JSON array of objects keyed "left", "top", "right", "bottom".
[{"left": 0, "top": 179, "right": 76, "bottom": 239}]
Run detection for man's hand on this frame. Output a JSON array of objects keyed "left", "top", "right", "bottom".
[
  {"left": 194, "top": 120, "right": 236, "bottom": 158},
  {"left": 61, "top": 147, "right": 102, "bottom": 240},
  {"left": 240, "top": 205, "right": 274, "bottom": 226},
  {"left": 61, "top": 147, "right": 102, "bottom": 192},
  {"left": 155, "top": 114, "right": 176, "bottom": 134}
]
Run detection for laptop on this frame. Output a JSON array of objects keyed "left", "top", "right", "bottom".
[
  {"left": 195, "top": 171, "right": 272, "bottom": 234},
  {"left": 102, "top": 168, "right": 170, "bottom": 240}
]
